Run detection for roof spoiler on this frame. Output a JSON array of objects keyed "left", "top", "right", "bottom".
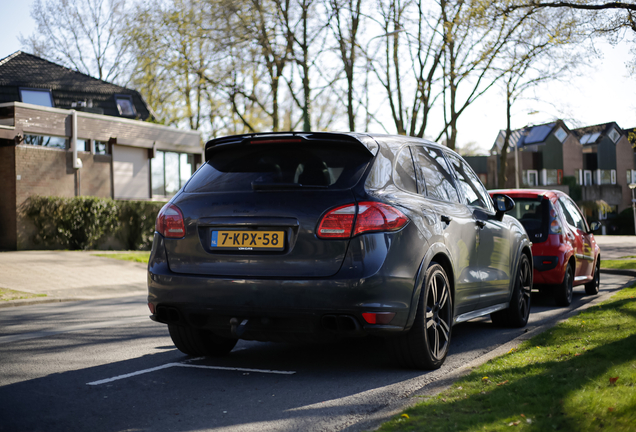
[{"left": 203, "top": 132, "right": 378, "bottom": 162}]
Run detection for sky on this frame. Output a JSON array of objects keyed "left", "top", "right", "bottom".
[{"left": 2, "top": 0, "right": 635, "bottom": 155}]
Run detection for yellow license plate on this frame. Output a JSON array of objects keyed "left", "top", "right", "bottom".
[{"left": 211, "top": 230, "right": 285, "bottom": 250}]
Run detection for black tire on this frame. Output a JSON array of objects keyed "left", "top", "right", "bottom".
[
  {"left": 555, "top": 263, "right": 574, "bottom": 307},
  {"left": 390, "top": 263, "right": 453, "bottom": 370},
  {"left": 490, "top": 254, "right": 532, "bottom": 327},
  {"left": 584, "top": 259, "right": 600, "bottom": 296},
  {"left": 168, "top": 324, "right": 238, "bottom": 357}
]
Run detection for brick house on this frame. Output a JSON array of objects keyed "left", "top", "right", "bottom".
[
  {"left": 571, "top": 122, "right": 635, "bottom": 213},
  {"left": 0, "top": 52, "right": 201, "bottom": 250},
  {"left": 489, "top": 120, "right": 635, "bottom": 216}
]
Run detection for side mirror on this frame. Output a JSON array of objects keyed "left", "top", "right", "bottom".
[
  {"left": 588, "top": 221, "right": 602, "bottom": 233},
  {"left": 492, "top": 194, "right": 515, "bottom": 213}
]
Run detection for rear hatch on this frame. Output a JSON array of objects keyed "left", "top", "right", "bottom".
[
  {"left": 164, "top": 134, "right": 375, "bottom": 278},
  {"left": 508, "top": 196, "right": 550, "bottom": 243}
]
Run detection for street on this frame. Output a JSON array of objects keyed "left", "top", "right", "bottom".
[{"left": 0, "top": 273, "right": 633, "bottom": 432}]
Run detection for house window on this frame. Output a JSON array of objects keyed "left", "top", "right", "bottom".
[
  {"left": 611, "top": 169, "right": 616, "bottom": 185},
  {"left": 114, "top": 95, "right": 136, "bottom": 117},
  {"left": 95, "top": 141, "right": 110, "bottom": 155},
  {"left": 75, "top": 139, "right": 88, "bottom": 152},
  {"left": 151, "top": 150, "right": 194, "bottom": 197},
  {"left": 628, "top": 169, "right": 636, "bottom": 185},
  {"left": 19, "top": 88, "right": 54, "bottom": 107},
  {"left": 608, "top": 128, "right": 620, "bottom": 143},
  {"left": 526, "top": 170, "right": 538, "bottom": 186},
  {"left": 543, "top": 169, "right": 562, "bottom": 185},
  {"left": 23, "top": 134, "right": 66, "bottom": 149},
  {"left": 554, "top": 127, "right": 567, "bottom": 143},
  {"left": 584, "top": 170, "right": 593, "bottom": 186},
  {"left": 598, "top": 170, "right": 613, "bottom": 185}
]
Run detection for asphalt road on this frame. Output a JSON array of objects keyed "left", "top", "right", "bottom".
[{"left": 0, "top": 273, "right": 633, "bottom": 432}]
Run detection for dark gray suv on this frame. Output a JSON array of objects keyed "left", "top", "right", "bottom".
[{"left": 147, "top": 132, "right": 532, "bottom": 369}]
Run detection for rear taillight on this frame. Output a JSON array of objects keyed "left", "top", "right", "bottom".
[
  {"left": 354, "top": 202, "right": 409, "bottom": 236},
  {"left": 317, "top": 202, "right": 409, "bottom": 239},
  {"left": 549, "top": 206, "right": 562, "bottom": 234},
  {"left": 156, "top": 203, "right": 186, "bottom": 238},
  {"left": 316, "top": 204, "right": 357, "bottom": 238}
]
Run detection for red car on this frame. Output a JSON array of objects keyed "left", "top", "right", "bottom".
[{"left": 489, "top": 189, "right": 601, "bottom": 306}]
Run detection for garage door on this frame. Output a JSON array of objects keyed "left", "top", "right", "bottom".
[{"left": 112, "top": 145, "right": 150, "bottom": 199}]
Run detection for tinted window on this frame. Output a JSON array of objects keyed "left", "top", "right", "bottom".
[
  {"left": 508, "top": 198, "right": 549, "bottom": 243},
  {"left": 560, "top": 197, "right": 587, "bottom": 231},
  {"left": 412, "top": 146, "right": 459, "bottom": 203},
  {"left": 186, "top": 144, "right": 372, "bottom": 193},
  {"left": 445, "top": 152, "right": 492, "bottom": 210},
  {"left": 394, "top": 146, "right": 417, "bottom": 193}
]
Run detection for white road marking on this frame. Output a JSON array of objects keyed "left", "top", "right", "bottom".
[
  {"left": 87, "top": 362, "right": 296, "bottom": 385},
  {"left": 0, "top": 317, "right": 149, "bottom": 344}
]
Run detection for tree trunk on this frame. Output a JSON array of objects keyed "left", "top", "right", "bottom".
[{"left": 498, "top": 90, "right": 512, "bottom": 188}]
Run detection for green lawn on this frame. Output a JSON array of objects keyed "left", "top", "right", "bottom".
[
  {"left": 379, "top": 285, "right": 636, "bottom": 432},
  {"left": 91, "top": 251, "right": 151, "bottom": 264},
  {"left": 0, "top": 288, "right": 47, "bottom": 301},
  {"left": 601, "top": 259, "right": 636, "bottom": 270}
]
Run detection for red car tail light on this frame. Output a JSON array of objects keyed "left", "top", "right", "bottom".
[
  {"left": 353, "top": 202, "right": 409, "bottom": 236},
  {"left": 362, "top": 312, "right": 396, "bottom": 324},
  {"left": 156, "top": 203, "right": 186, "bottom": 238},
  {"left": 548, "top": 206, "right": 562, "bottom": 234},
  {"left": 317, "top": 202, "right": 408, "bottom": 239},
  {"left": 316, "top": 204, "right": 357, "bottom": 238}
]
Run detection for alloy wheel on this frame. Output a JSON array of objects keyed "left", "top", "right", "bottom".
[
  {"left": 517, "top": 256, "right": 532, "bottom": 320},
  {"left": 425, "top": 270, "right": 452, "bottom": 361}
]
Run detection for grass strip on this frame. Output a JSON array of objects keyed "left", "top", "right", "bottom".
[
  {"left": 0, "top": 288, "right": 47, "bottom": 301},
  {"left": 601, "top": 259, "right": 636, "bottom": 270},
  {"left": 379, "top": 285, "right": 636, "bottom": 432},
  {"left": 91, "top": 251, "right": 151, "bottom": 264}
]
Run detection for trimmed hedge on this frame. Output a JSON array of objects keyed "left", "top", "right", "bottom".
[{"left": 22, "top": 196, "right": 166, "bottom": 250}]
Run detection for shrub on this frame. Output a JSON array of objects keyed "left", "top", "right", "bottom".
[
  {"left": 116, "top": 200, "right": 166, "bottom": 250},
  {"left": 22, "top": 196, "right": 166, "bottom": 250},
  {"left": 22, "top": 196, "right": 119, "bottom": 250}
]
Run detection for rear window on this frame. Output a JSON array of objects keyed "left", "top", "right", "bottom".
[
  {"left": 508, "top": 198, "right": 549, "bottom": 242},
  {"left": 185, "top": 143, "right": 372, "bottom": 193}
]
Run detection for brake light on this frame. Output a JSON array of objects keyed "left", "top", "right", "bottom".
[
  {"left": 156, "top": 203, "right": 186, "bottom": 238},
  {"left": 316, "top": 202, "right": 409, "bottom": 239},
  {"left": 548, "top": 205, "right": 562, "bottom": 234},
  {"left": 550, "top": 219, "right": 562, "bottom": 234},
  {"left": 354, "top": 202, "right": 409, "bottom": 236},
  {"left": 316, "top": 204, "right": 356, "bottom": 238}
]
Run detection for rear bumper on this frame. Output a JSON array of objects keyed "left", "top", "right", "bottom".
[{"left": 147, "top": 232, "right": 420, "bottom": 340}]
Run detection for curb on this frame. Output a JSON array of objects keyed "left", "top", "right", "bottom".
[
  {"left": 600, "top": 268, "right": 636, "bottom": 278},
  {"left": 0, "top": 297, "right": 83, "bottom": 309}
]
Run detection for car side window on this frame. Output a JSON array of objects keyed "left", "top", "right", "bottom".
[
  {"left": 445, "top": 152, "right": 493, "bottom": 211},
  {"left": 557, "top": 199, "right": 576, "bottom": 228},
  {"left": 561, "top": 197, "right": 588, "bottom": 232},
  {"left": 393, "top": 146, "right": 418, "bottom": 194},
  {"left": 412, "top": 146, "right": 459, "bottom": 203}
]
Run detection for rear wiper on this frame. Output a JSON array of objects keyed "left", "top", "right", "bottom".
[{"left": 251, "top": 182, "right": 328, "bottom": 190}]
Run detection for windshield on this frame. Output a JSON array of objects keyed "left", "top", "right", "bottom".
[{"left": 185, "top": 143, "right": 372, "bottom": 193}]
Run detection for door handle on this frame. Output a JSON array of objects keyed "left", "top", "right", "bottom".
[
  {"left": 475, "top": 220, "right": 486, "bottom": 229},
  {"left": 441, "top": 215, "right": 452, "bottom": 225}
]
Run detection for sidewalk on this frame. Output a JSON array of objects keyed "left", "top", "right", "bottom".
[
  {"left": 0, "top": 251, "right": 147, "bottom": 308},
  {"left": 593, "top": 235, "right": 636, "bottom": 259}
]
